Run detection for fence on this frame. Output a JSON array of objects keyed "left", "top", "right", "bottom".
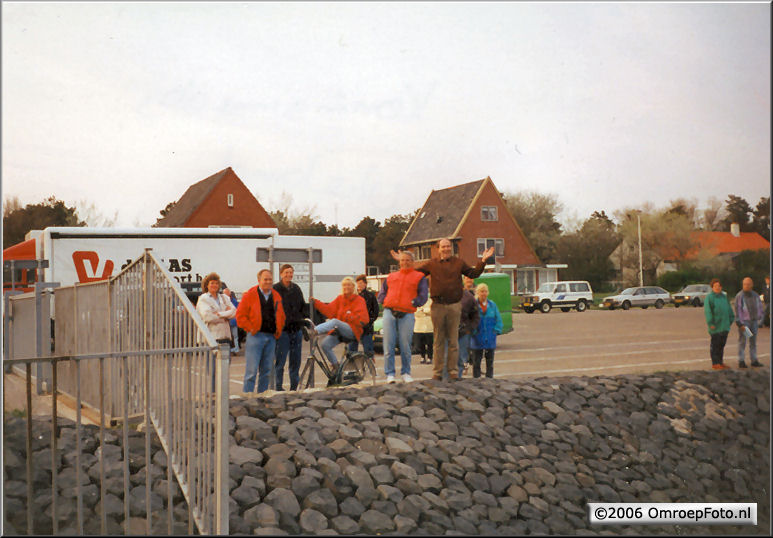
[{"left": 2, "top": 249, "right": 229, "bottom": 535}]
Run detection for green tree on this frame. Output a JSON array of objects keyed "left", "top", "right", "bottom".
[
  {"left": 721, "top": 194, "right": 753, "bottom": 231},
  {"left": 502, "top": 191, "right": 563, "bottom": 262},
  {"left": 614, "top": 205, "right": 697, "bottom": 286},
  {"left": 345, "top": 217, "right": 382, "bottom": 267},
  {"left": 3, "top": 196, "right": 85, "bottom": 246},
  {"left": 371, "top": 213, "right": 414, "bottom": 272},
  {"left": 555, "top": 211, "right": 619, "bottom": 291},
  {"left": 752, "top": 196, "right": 770, "bottom": 241}
]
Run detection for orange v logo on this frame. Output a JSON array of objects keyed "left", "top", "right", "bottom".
[{"left": 72, "top": 251, "right": 114, "bottom": 283}]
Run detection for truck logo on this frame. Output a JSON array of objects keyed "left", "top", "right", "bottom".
[{"left": 73, "top": 251, "right": 115, "bottom": 283}]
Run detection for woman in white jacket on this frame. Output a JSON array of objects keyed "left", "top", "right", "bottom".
[
  {"left": 196, "top": 272, "right": 237, "bottom": 391},
  {"left": 196, "top": 272, "right": 237, "bottom": 343}
]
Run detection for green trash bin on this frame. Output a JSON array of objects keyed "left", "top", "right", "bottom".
[{"left": 473, "top": 273, "right": 513, "bottom": 333}]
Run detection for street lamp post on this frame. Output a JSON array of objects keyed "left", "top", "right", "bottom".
[{"left": 637, "top": 213, "right": 643, "bottom": 287}]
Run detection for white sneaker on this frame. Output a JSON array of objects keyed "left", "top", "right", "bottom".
[
  {"left": 386, "top": 375, "right": 396, "bottom": 384},
  {"left": 402, "top": 374, "right": 413, "bottom": 383}
]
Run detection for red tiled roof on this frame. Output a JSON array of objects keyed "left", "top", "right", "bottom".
[{"left": 693, "top": 231, "right": 769, "bottom": 255}]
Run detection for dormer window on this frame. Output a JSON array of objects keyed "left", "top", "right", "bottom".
[
  {"left": 227, "top": 194, "right": 234, "bottom": 207},
  {"left": 481, "top": 206, "right": 498, "bottom": 221}
]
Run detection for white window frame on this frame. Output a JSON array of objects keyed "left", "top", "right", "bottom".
[
  {"left": 477, "top": 238, "right": 505, "bottom": 257},
  {"left": 481, "top": 206, "right": 498, "bottom": 221},
  {"left": 227, "top": 193, "right": 234, "bottom": 207},
  {"left": 420, "top": 245, "right": 432, "bottom": 260}
]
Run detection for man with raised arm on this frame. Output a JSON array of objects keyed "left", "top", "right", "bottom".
[{"left": 392, "top": 239, "right": 494, "bottom": 381}]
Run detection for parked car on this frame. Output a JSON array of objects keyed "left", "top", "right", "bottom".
[
  {"left": 521, "top": 281, "right": 593, "bottom": 313},
  {"left": 602, "top": 286, "right": 671, "bottom": 310},
  {"left": 672, "top": 284, "right": 711, "bottom": 308}
]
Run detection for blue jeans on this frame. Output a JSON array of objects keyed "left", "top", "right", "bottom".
[
  {"left": 457, "top": 333, "right": 472, "bottom": 379},
  {"left": 275, "top": 329, "right": 303, "bottom": 390},
  {"left": 243, "top": 332, "right": 276, "bottom": 393},
  {"left": 738, "top": 320, "right": 759, "bottom": 363},
  {"left": 315, "top": 319, "right": 355, "bottom": 367},
  {"left": 383, "top": 309, "right": 415, "bottom": 377},
  {"left": 348, "top": 332, "right": 374, "bottom": 358}
]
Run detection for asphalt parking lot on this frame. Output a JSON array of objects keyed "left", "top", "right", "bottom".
[{"left": 227, "top": 306, "right": 770, "bottom": 391}]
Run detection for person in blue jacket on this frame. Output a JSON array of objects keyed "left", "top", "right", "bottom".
[{"left": 470, "top": 283, "right": 503, "bottom": 378}]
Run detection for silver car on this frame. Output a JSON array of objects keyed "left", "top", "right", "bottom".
[
  {"left": 673, "top": 284, "right": 711, "bottom": 308},
  {"left": 602, "top": 286, "right": 671, "bottom": 310}
]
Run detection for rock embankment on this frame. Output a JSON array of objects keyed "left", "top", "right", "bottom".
[
  {"left": 3, "top": 369, "right": 770, "bottom": 535},
  {"left": 225, "top": 370, "right": 769, "bottom": 535}
]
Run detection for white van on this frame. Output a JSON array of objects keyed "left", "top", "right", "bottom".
[{"left": 521, "top": 281, "right": 593, "bottom": 313}]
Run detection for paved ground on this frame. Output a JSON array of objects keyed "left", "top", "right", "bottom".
[
  {"left": 227, "top": 306, "right": 770, "bottom": 392},
  {"left": 5, "top": 306, "right": 768, "bottom": 415}
]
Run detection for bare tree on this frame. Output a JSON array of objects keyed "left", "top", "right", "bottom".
[
  {"left": 698, "top": 197, "right": 726, "bottom": 231},
  {"left": 75, "top": 199, "right": 118, "bottom": 227}
]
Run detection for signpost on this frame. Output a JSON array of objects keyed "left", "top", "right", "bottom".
[{"left": 256, "top": 247, "right": 322, "bottom": 391}]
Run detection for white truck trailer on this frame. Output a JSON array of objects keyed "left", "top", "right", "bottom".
[{"left": 15, "top": 227, "right": 365, "bottom": 301}]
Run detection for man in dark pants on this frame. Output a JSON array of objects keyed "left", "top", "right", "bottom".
[
  {"left": 273, "top": 264, "right": 307, "bottom": 391},
  {"left": 349, "top": 274, "right": 380, "bottom": 360},
  {"left": 394, "top": 239, "right": 494, "bottom": 381}
]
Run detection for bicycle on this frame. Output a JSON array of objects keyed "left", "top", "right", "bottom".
[{"left": 297, "top": 318, "right": 377, "bottom": 389}]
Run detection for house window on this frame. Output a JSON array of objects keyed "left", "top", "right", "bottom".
[
  {"left": 477, "top": 238, "right": 505, "bottom": 257},
  {"left": 227, "top": 194, "right": 234, "bottom": 207},
  {"left": 481, "top": 206, "right": 498, "bottom": 221},
  {"left": 419, "top": 245, "right": 432, "bottom": 260}
]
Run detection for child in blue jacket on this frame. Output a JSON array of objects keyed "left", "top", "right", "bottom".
[{"left": 470, "top": 283, "right": 503, "bottom": 378}]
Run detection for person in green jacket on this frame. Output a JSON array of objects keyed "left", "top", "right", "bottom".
[{"left": 704, "top": 278, "right": 735, "bottom": 370}]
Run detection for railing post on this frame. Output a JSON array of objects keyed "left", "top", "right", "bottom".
[{"left": 215, "top": 342, "right": 230, "bottom": 535}]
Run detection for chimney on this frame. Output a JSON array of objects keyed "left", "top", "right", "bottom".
[{"left": 730, "top": 223, "right": 740, "bottom": 237}]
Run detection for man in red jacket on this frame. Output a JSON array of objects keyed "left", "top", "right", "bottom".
[
  {"left": 236, "top": 269, "right": 286, "bottom": 393},
  {"left": 312, "top": 277, "right": 369, "bottom": 368}
]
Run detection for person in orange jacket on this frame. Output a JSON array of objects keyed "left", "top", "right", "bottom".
[
  {"left": 236, "top": 269, "right": 286, "bottom": 393},
  {"left": 312, "top": 277, "right": 369, "bottom": 367}
]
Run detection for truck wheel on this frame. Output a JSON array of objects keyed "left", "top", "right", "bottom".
[
  {"left": 523, "top": 306, "right": 534, "bottom": 314},
  {"left": 693, "top": 298, "right": 702, "bottom": 307},
  {"left": 576, "top": 300, "right": 587, "bottom": 312},
  {"left": 674, "top": 303, "right": 680, "bottom": 308},
  {"left": 655, "top": 299, "right": 664, "bottom": 309},
  {"left": 560, "top": 307, "right": 571, "bottom": 312},
  {"left": 622, "top": 301, "right": 631, "bottom": 311},
  {"left": 540, "top": 301, "right": 552, "bottom": 313}
]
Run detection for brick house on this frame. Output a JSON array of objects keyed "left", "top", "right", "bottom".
[
  {"left": 399, "top": 177, "right": 561, "bottom": 293},
  {"left": 155, "top": 167, "right": 276, "bottom": 228}
]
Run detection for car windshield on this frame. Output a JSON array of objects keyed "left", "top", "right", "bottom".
[
  {"left": 682, "top": 285, "right": 704, "bottom": 293},
  {"left": 620, "top": 288, "right": 636, "bottom": 295},
  {"left": 536, "top": 283, "right": 555, "bottom": 293}
]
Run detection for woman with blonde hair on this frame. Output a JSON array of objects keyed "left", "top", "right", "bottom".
[
  {"left": 311, "top": 277, "right": 369, "bottom": 367},
  {"left": 470, "top": 283, "right": 503, "bottom": 378}
]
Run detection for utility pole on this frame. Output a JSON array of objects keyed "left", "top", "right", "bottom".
[{"left": 637, "top": 213, "right": 644, "bottom": 287}]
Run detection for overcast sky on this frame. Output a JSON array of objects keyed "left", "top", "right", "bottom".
[{"left": 2, "top": 2, "right": 770, "bottom": 231}]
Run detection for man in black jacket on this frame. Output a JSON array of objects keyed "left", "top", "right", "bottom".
[
  {"left": 348, "top": 274, "right": 380, "bottom": 359},
  {"left": 273, "top": 264, "right": 307, "bottom": 390}
]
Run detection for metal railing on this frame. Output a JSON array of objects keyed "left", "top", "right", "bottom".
[{"left": 2, "top": 249, "right": 229, "bottom": 535}]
